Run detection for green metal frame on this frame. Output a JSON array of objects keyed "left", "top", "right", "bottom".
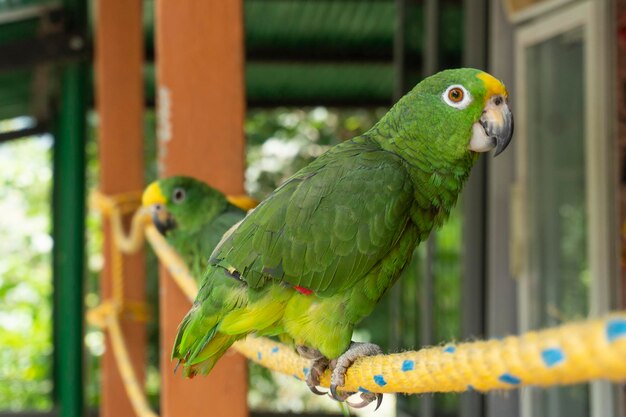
[
  {"left": 52, "top": 0, "right": 87, "bottom": 416},
  {"left": 52, "top": 62, "right": 87, "bottom": 417}
]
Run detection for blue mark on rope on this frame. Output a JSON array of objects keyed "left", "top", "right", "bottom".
[
  {"left": 271, "top": 346, "right": 279, "bottom": 354},
  {"left": 373, "top": 375, "right": 387, "bottom": 386},
  {"left": 257, "top": 351, "right": 262, "bottom": 360},
  {"left": 402, "top": 360, "right": 414, "bottom": 371},
  {"left": 541, "top": 348, "right": 565, "bottom": 367},
  {"left": 303, "top": 367, "right": 310, "bottom": 377},
  {"left": 467, "top": 385, "right": 475, "bottom": 392},
  {"left": 443, "top": 345, "right": 456, "bottom": 353},
  {"left": 499, "top": 373, "right": 521, "bottom": 385},
  {"left": 606, "top": 319, "right": 626, "bottom": 342},
  {"left": 358, "top": 386, "right": 370, "bottom": 393}
]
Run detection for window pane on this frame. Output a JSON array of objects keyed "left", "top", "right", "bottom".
[{"left": 525, "top": 26, "right": 589, "bottom": 417}]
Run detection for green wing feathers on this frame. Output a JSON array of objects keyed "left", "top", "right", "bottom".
[{"left": 211, "top": 140, "right": 415, "bottom": 295}]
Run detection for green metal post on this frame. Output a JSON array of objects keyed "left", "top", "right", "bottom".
[
  {"left": 53, "top": 0, "right": 88, "bottom": 415},
  {"left": 53, "top": 61, "right": 88, "bottom": 417}
]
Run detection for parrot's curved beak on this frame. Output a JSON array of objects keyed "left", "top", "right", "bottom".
[
  {"left": 150, "top": 206, "right": 176, "bottom": 236},
  {"left": 468, "top": 94, "right": 514, "bottom": 157},
  {"left": 142, "top": 182, "right": 177, "bottom": 235}
]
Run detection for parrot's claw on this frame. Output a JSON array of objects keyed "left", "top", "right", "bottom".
[
  {"left": 306, "top": 357, "right": 330, "bottom": 395},
  {"left": 296, "top": 345, "right": 330, "bottom": 396},
  {"left": 346, "top": 393, "right": 383, "bottom": 410},
  {"left": 308, "top": 385, "right": 327, "bottom": 396},
  {"left": 329, "top": 342, "right": 384, "bottom": 408},
  {"left": 329, "top": 386, "right": 383, "bottom": 409},
  {"left": 329, "top": 384, "right": 351, "bottom": 402}
]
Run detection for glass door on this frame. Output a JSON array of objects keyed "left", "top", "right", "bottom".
[{"left": 514, "top": 2, "right": 616, "bottom": 417}]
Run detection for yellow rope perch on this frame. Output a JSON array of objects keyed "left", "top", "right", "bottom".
[
  {"left": 87, "top": 301, "right": 157, "bottom": 417},
  {"left": 145, "top": 225, "right": 198, "bottom": 302},
  {"left": 236, "top": 315, "right": 626, "bottom": 394},
  {"left": 90, "top": 190, "right": 149, "bottom": 254},
  {"left": 107, "top": 313, "right": 159, "bottom": 417}
]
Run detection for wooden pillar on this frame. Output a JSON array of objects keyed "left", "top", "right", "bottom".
[
  {"left": 94, "top": 2, "right": 147, "bottom": 417},
  {"left": 155, "top": 1, "right": 249, "bottom": 417}
]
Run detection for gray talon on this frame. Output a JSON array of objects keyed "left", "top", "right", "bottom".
[
  {"left": 329, "top": 384, "right": 351, "bottom": 402},
  {"left": 308, "top": 385, "right": 327, "bottom": 396},
  {"left": 342, "top": 392, "right": 383, "bottom": 409},
  {"left": 296, "top": 345, "right": 330, "bottom": 397},
  {"left": 328, "top": 342, "right": 384, "bottom": 408},
  {"left": 375, "top": 393, "right": 383, "bottom": 410},
  {"left": 297, "top": 342, "right": 383, "bottom": 407}
]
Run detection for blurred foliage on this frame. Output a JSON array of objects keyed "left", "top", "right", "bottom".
[
  {"left": 245, "top": 107, "right": 386, "bottom": 199},
  {"left": 0, "top": 134, "right": 54, "bottom": 411}
]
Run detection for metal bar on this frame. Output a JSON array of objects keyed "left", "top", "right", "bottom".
[
  {"left": 420, "top": 235, "right": 436, "bottom": 417},
  {"left": 423, "top": 0, "right": 439, "bottom": 76},
  {"left": 246, "top": 51, "right": 394, "bottom": 63},
  {"left": 460, "top": 0, "right": 489, "bottom": 415},
  {"left": 0, "top": 1, "right": 62, "bottom": 25},
  {"left": 389, "top": 0, "right": 406, "bottom": 355},
  {"left": 393, "top": 0, "right": 407, "bottom": 99},
  {"left": 460, "top": 161, "right": 487, "bottom": 417},
  {"left": 53, "top": 61, "right": 87, "bottom": 417},
  {"left": 419, "top": 0, "right": 438, "bottom": 414},
  {"left": 0, "top": 123, "right": 48, "bottom": 143},
  {"left": 53, "top": 1, "right": 87, "bottom": 416},
  {"left": 0, "top": 31, "right": 89, "bottom": 74},
  {"left": 463, "top": 0, "right": 488, "bottom": 69}
]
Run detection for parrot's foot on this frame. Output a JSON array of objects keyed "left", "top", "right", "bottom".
[
  {"left": 329, "top": 342, "right": 383, "bottom": 410},
  {"left": 296, "top": 345, "right": 329, "bottom": 396}
]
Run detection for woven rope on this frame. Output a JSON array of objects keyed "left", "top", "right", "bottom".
[
  {"left": 107, "top": 312, "right": 159, "bottom": 417},
  {"left": 88, "top": 190, "right": 156, "bottom": 417},
  {"left": 90, "top": 190, "right": 148, "bottom": 254}
]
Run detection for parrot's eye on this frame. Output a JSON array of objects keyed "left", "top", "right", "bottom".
[
  {"left": 442, "top": 85, "right": 472, "bottom": 110},
  {"left": 173, "top": 188, "right": 186, "bottom": 204},
  {"left": 449, "top": 88, "right": 463, "bottom": 102}
]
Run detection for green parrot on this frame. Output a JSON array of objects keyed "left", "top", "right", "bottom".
[
  {"left": 141, "top": 176, "right": 251, "bottom": 281},
  {"left": 172, "top": 68, "right": 513, "bottom": 407}
]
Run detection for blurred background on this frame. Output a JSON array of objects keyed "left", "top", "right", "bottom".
[{"left": 0, "top": 0, "right": 624, "bottom": 417}]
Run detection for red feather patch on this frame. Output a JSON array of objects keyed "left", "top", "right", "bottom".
[{"left": 294, "top": 285, "right": 313, "bottom": 296}]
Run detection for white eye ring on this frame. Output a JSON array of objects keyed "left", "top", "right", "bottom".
[
  {"left": 442, "top": 85, "right": 472, "bottom": 109},
  {"left": 172, "top": 188, "right": 186, "bottom": 203}
]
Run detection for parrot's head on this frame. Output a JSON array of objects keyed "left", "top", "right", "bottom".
[
  {"left": 378, "top": 67, "right": 513, "bottom": 164},
  {"left": 142, "top": 176, "right": 229, "bottom": 235}
]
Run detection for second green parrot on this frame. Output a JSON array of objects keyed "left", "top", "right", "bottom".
[{"left": 142, "top": 176, "right": 252, "bottom": 281}]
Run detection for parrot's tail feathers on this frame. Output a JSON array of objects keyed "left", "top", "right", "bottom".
[
  {"left": 171, "top": 304, "right": 211, "bottom": 361},
  {"left": 171, "top": 305, "right": 245, "bottom": 376},
  {"left": 183, "top": 354, "right": 221, "bottom": 378},
  {"left": 182, "top": 331, "right": 242, "bottom": 376}
]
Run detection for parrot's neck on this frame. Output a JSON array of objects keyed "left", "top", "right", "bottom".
[
  {"left": 185, "top": 197, "right": 231, "bottom": 233},
  {"left": 362, "top": 124, "right": 479, "bottom": 237}
]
